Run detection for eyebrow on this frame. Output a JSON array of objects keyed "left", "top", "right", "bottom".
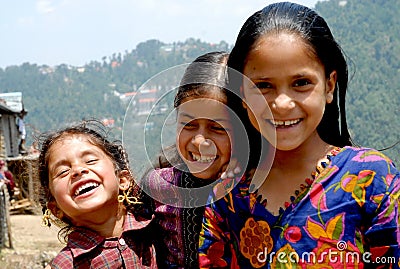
[
  {"left": 48, "top": 159, "right": 69, "bottom": 179},
  {"left": 248, "top": 75, "right": 269, "bottom": 80},
  {"left": 249, "top": 72, "right": 311, "bottom": 80},
  {"left": 179, "top": 112, "right": 230, "bottom": 123}
]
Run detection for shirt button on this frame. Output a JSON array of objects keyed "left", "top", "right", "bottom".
[{"left": 119, "top": 238, "right": 126, "bottom": 246}]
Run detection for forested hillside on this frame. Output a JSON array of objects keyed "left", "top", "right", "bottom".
[
  {"left": 0, "top": 0, "right": 398, "bottom": 162},
  {"left": 316, "top": 0, "right": 399, "bottom": 162},
  {"left": 0, "top": 38, "right": 230, "bottom": 136}
]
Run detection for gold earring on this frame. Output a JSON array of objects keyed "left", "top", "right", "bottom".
[
  {"left": 117, "top": 188, "right": 142, "bottom": 205},
  {"left": 42, "top": 209, "right": 52, "bottom": 227}
]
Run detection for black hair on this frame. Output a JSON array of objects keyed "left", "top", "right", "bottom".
[
  {"left": 227, "top": 1, "right": 352, "bottom": 147},
  {"left": 37, "top": 119, "right": 149, "bottom": 236},
  {"left": 155, "top": 51, "right": 254, "bottom": 171},
  {"left": 174, "top": 51, "right": 230, "bottom": 109}
]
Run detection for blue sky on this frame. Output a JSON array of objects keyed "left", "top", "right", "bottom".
[{"left": 0, "top": 0, "right": 322, "bottom": 68}]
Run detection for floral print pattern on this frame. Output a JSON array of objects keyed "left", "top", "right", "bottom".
[
  {"left": 198, "top": 147, "right": 400, "bottom": 268},
  {"left": 240, "top": 218, "right": 273, "bottom": 268}
]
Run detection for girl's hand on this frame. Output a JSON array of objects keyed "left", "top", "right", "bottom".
[
  {"left": 214, "top": 158, "right": 242, "bottom": 199},
  {"left": 220, "top": 158, "right": 241, "bottom": 180}
]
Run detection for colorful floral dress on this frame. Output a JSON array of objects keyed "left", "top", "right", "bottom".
[{"left": 198, "top": 147, "right": 400, "bottom": 268}]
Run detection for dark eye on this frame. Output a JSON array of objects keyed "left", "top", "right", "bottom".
[
  {"left": 253, "top": 81, "right": 273, "bottom": 94},
  {"left": 181, "top": 121, "right": 196, "bottom": 129},
  {"left": 255, "top": 81, "right": 273, "bottom": 90},
  {"left": 211, "top": 125, "right": 226, "bottom": 132},
  {"left": 293, "top": 79, "right": 311, "bottom": 88}
]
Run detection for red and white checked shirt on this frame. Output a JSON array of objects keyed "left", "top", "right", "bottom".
[{"left": 49, "top": 212, "right": 158, "bottom": 268}]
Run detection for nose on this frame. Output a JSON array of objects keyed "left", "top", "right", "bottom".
[
  {"left": 192, "top": 134, "right": 211, "bottom": 147},
  {"left": 71, "top": 165, "right": 89, "bottom": 178},
  {"left": 271, "top": 92, "right": 295, "bottom": 111},
  {"left": 192, "top": 133, "right": 217, "bottom": 157}
]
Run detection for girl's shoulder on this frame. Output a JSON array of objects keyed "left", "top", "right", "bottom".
[
  {"left": 145, "top": 167, "right": 187, "bottom": 200},
  {"left": 51, "top": 248, "right": 73, "bottom": 269},
  {"left": 334, "top": 146, "right": 396, "bottom": 166},
  {"left": 332, "top": 146, "right": 399, "bottom": 182},
  {"left": 147, "top": 166, "right": 182, "bottom": 184}
]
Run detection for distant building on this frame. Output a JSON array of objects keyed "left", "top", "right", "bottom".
[
  {"left": 137, "top": 89, "right": 157, "bottom": 116},
  {"left": 121, "top": 88, "right": 161, "bottom": 116},
  {"left": 0, "top": 102, "right": 20, "bottom": 158},
  {"left": 0, "top": 92, "right": 25, "bottom": 158}
]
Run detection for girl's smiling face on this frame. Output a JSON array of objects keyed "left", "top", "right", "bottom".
[
  {"left": 241, "top": 32, "right": 336, "bottom": 151},
  {"left": 176, "top": 96, "right": 233, "bottom": 180},
  {"left": 47, "top": 134, "right": 127, "bottom": 225}
]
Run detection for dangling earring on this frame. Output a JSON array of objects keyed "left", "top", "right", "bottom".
[
  {"left": 118, "top": 185, "right": 142, "bottom": 205},
  {"left": 42, "top": 208, "right": 52, "bottom": 227},
  {"left": 42, "top": 202, "right": 67, "bottom": 228}
]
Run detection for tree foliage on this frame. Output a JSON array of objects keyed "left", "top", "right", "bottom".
[{"left": 315, "top": 0, "right": 399, "bottom": 162}]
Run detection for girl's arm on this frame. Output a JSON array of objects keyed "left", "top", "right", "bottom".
[{"left": 363, "top": 155, "right": 400, "bottom": 268}]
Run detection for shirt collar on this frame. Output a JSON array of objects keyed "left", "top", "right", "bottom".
[{"left": 68, "top": 212, "right": 154, "bottom": 257}]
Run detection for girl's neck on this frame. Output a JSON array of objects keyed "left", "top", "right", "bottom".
[
  {"left": 97, "top": 207, "right": 126, "bottom": 238},
  {"left": 254, "top": 135, "right": 334, "bottom": 215},
  {"left": 273, "top": 134, "right": 332, "bottom": 169},
  {"left": 74, "top": 205, "right": 126, "bottom": 238}
]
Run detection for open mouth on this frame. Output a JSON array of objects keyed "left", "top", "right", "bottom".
[
  {"left": 269, "top": 119, "right": 302, "bottom": 128},
  {"left": 74, "top": 182, "right": 100, "bottom": 197},
  {"left": 191, "top": 152, "right": 216, "bottom": 163}
]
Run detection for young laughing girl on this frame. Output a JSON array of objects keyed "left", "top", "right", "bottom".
[
  {"left": 143, "top": 51, "right": 251, "bottom": 268},
  {"left": 199, "top": 2, "right": 399, "bottom": 268},
  {"left": 38, "top": 120, "right": 158, "bottom": 268}
]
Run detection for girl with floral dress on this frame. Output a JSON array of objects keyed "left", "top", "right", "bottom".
[{"left": 198, "top": 2, "right": 400, "bottom": 268}]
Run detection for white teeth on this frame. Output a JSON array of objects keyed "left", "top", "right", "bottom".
[
  {"left": 270, "top": 119, "right": 300, "bottom": 127},
  {"left": 74, "top": 182, "right": 99, "bottom": 196},
  {"left": 192, "top": 153, "right": 215, "bottom": 163}
]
